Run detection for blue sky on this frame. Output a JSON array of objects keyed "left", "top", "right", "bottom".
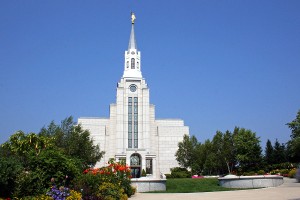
[{"left": 1, "top": 0, "right": 300, "bottom": 149}]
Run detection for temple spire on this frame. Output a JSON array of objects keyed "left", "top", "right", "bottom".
[
  {"left": 128, "top": 12, "right": 137, "bottom": 50},
  {"left": 123, "top": 12, "right": 142, "bottom": 78}
]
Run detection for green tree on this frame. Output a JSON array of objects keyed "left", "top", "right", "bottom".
[
  {"left": 191, "top": 142, "right": 206, "bottom": 174},
  {"left": 203, "top": 152, "right": 217, "bottom": 175},
  {"left": 233, "top": 127, "right": 263, "bottom": 172},
  {"left": 287, "top": 110, "right": 300, "bottom": 138},
  {"left": 201, "top": 139, "right": 213, "bottom": 175},
  {"left": 204, "top": 131, "right": 236, "bottom": 175},
  {"left": 222, "top": 130, "right": 236, "bottom": 174},
  {"left": 210, "top": 131, "right": 225, "bottom": 174},
  {"left": 175, "top": 135, "right": 199, "bottom": 174},
  {"left": 39, "top": 116, "right": 105, "bottom": 168},
  {"left": 273, "top": 139, "right": 287, "bottom": 164},
  {"left": 286, "top": 110, "right": 300, "bottom": 162},
  {"left": 1, "top": 131, "right": 54, "bottom": 167},
  {"left": 264, "top": 139, "right": 274, "bottom": 165}
]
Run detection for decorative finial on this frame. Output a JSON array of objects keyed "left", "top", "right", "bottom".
[{"left": 131, "top": 12, "right": 136, "bottom": 24}]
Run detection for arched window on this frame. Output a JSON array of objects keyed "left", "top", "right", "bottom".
[
  {"left": 126, "top": 61, "right": 129, "bottom": 68},
  {"left": 130, "top": 153, "right": 141, "bottom": 166},
  {"left": 137, "top": 62, "right": 139, "bottom": 69},
  {"left": 131, "top": 58, "right": 135, "bottom": 69}
]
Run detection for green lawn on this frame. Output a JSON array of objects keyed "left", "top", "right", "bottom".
[{"left": 155, "top": 178, "right": 241, "bottom": 193}]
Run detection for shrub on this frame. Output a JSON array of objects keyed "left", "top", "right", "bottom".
[
  {"left": 73, "top": 159, "right": 133, "bottom": 199},
  {"left": 66, "top": 190, "right": 82, "bottom": 200},
  {"left": 73, "top": 172, "right": 102, "bottom": 197},
  {"left": 16, "top": 195, "right": 53, "bottom": 200},
  {"left": 257, "top": 170, "right": 265, "bottom": 175},
  {"left": 33, "top": 194, "right": 53, "bottom": 200},
  {"left": 0, "top": 156, "right": 23, "bottom": 197},
  {"left": 279, "top": 169, "right": 290, "bottom": 177},
  {"left": 242, "top": 171, "right": 256, "bottom": 176},
  {"left": 13, "top": 149, "right": 81, "bottom": 197},
  {"left": 13, "top": 169, "right": 47, "bottom": 197},
  {"left": 141, "top": 169, "right": 146, "bottom": 177},
  {"left": 165, "top": 174, "right": 172, "bottom": 179},
  {"left": 131, "top": 186, "right": 136, "bottom": 196},
  {"left": 171, "top": 172, "right": 191, "bottom": 178},
  {"left": 96, "top": 182, "right": 127, "bottom": 200},
  {"left": 28, "top": 149, "right": 81, "bottom": 185},
  {"left": 171, "top": 167, "right": 189, "bottom": 173},
  {"left": 270, "top": 169, "right": 280, "bottom": 175},
  {"left": 170, "top": 167, "right": 191, "bottom": 178},
  {"left": 288, "top": 169, "right": 296, "bottom": 178}
]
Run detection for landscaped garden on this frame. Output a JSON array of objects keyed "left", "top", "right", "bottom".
[
  {"left": 1, "top": 109, "right": 300, "bottom": 199},
  {"left": 173, "top": 109, "right": 300, "bottom": 180},
  {"left": 0, "top": 158, "right": 135, "bottom": 199},
  {"left": 0, "top": 117, "right": 135, "bottom": 200}
]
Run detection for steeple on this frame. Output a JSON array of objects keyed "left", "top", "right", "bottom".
[
  {"left": 122, "top": 12, "right": 142, "bottom": 79},
  {"left": 128, "top": 23, "right": 137, "bottom": 50},
  {"left": 128, "top": 12, "right": 137, "bottom": 50}
]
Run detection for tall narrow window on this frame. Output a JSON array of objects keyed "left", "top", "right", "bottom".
[
  {"left": 126, "top": 61, "right": 129, "bottom": 68},
  {"left": 137, "top": 62, "right": 139, "bottom": 69},
  {"left": 146, "top": 159, "right": 153, "bottom": 174},
  {"left": 131, "top": 58, "right": 135, "bottom": 69},
  {"left": 128, "top": 97, "right": 132, "bottom": 148},
  {"left": 134, "top": 97, "right": 138, "bottom": 148},
  {"left": 119, "top": 158, "right": 126, "bottom": 164}
]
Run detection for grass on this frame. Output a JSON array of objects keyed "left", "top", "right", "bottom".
[{"left": 151, "top": 178, "right": 242, "bottom": 193}]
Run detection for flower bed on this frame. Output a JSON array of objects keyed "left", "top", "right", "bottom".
[
  {"left": 72, "top": 159, "right": 135, "bottom": 199},
  {"left": 192, "top": 175, "right": 204, "bottom": 179}
]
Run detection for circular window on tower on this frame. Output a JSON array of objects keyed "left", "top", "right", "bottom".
[{"left": 129, "top": 84, "right": 137, "bottom": 92}]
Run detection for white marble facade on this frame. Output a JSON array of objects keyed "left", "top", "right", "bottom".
[{"left": 78, "top": 16, "right": 189, "bottom": 178}]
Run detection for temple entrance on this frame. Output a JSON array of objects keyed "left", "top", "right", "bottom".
[
  {"left": 131, "top": 167, "right": 140, "bottom": 178},
  {"left": 130, "top": 153, "right": 141, "bottom": 178}
]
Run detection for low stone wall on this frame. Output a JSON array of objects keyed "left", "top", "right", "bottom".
[
  {"left": 218, "top": 175, "right": 284, "bottom": 188},
  {"left": 131, "top": 178, "right": 166, "bottom": 192},
  {"left": 296, "top": 168, "right": 300, "bottom": 182}
]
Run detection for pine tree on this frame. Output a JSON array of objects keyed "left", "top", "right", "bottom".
[{"left": 265, "top": 139, "right": 274, "bottom": 165}]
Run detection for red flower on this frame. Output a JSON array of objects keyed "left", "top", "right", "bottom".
[{"left": 119, "top": 166, "right": 126, "bottom": 171}]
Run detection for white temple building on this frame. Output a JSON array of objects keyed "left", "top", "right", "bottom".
[{"left": 78, "top": 14, "right": 189, "bottom": 179}]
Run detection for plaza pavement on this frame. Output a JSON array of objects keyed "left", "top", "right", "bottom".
[{"left": 131, "top": 178, "right": 300, "bottom": 200}]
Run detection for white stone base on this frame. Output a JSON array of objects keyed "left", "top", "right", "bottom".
[
  {"left": 131, "top": 179, "right": 166, "bottom": 192},
  {"left": 296, "top": 168, "right": 300, "bottom": 182},
  {"left": 218, "top": 175, "right": 284, "bottom": 188}
]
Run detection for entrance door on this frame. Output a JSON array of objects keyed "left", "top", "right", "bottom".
[
  {"left": 130, "top": 153, "right": 141, "bottom": 178},
  {"left": 131, "top": 167, "right": 141, "bottom": 178}
]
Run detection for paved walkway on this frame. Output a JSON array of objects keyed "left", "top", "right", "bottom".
[{"left": 131, "top": 178, "right": 300, "bottom": 200}]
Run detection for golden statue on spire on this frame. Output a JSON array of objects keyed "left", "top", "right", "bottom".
[{"left": 131, "top": 12, "right": 136, "bottom": 24}]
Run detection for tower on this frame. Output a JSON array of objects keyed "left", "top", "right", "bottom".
[
  {"left": 115, "top": 12, "right": 153, "bottom": 178},
  {"left": 78, "top": 13, "right": 189, "bottom": 179},
  {"left": 123, "top": 13, "right": 142, "bottom": 79}
]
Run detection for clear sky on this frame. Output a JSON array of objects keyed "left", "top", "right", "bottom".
[{"left": 1, "top": 0, "right": 300, "bottom": 149}]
